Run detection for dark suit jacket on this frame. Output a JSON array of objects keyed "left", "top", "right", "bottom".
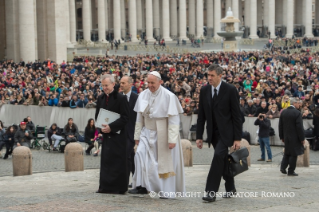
[
  {"left": 196, "top": 82, "right": 242, "bottom": 147},
  {"left": 126, "top": 92, "right": 138, "bottom": 144},
  {"left": 279, "top": 106, "right": 305, "bottom": 156}
]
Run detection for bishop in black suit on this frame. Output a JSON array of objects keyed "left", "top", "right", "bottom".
[
  {"left": 95, "top": 74, "right": 130, "bottom": 194},
  {"left": 279, "top": 98, "right": 305, "bottom": 176},
  {"left": 120, "top": 76, "right": 138, "bottom": 185},
  {"left": 196, "top": 65, "right": 242, "bottom": 202}
]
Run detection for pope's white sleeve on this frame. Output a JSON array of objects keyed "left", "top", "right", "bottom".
[
  {"left": 168, "top": 115, "right": 180, "bottom": 144},
  {"left": 134, "top": 112, "right": 144, "bottom": 140}
]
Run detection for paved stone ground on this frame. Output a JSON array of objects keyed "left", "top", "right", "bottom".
[
  {"left": 0, "top": 165, "right": 318, "bottom": 212},
  {"left": 1, "top": 141, "right": 318, "bottom": 177},
  {"left": 68, "top": 40, "right": 268, "bottom": 57}
]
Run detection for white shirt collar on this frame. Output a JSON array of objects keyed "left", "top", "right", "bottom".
[
  {"left": 212, "top": 80, "right": 222, "bottom": 94},
  {"left": 124, "top": 89, "right": 132, "bottom": 100}
]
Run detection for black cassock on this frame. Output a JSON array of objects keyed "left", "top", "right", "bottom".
[{"left": 95, "top": 90, "right": 130, "bottom": 192}]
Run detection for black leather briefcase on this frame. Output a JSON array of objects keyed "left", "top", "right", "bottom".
[{"left": 226, "top": 147, "right": 249, "bottom": 177}]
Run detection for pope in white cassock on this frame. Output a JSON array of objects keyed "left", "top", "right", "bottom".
[{"left": 128, "top": 71, "right": 185, "bottom": 198}]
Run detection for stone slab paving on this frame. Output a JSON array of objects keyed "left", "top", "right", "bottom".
[
  {"left": 0, "top": 164, "right": 318, "bottom": 212},
  {"left": 1, "top": 141, "right": 319, "bottom": 177}
]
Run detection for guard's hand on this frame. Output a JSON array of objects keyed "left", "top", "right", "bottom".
[
  {"left": 302, "top": 140, "right": 306, "bottom": 145},
  {"left": 25, "top": 133, "right": 29, "bottom": 136},
  {"left": 281, "top": 139, "right": 284, "bottom": 143},
  {"left": 169, "top": 143, "right": 176, "bottom": 149},
  {"left": 196, "top": 139, "right": 203, "bottom": 149},
  {"left": 17, "top": 143, "right": 21, "bottom": 147},
  {"left": 102, "top": 124, "right": 111, "bottom": 133},
  {"left": 232, "top": 140, "right": 241, "bottom": 150},
  {"left": 135, "top": 140, "right": 139, "bottom": 145}
]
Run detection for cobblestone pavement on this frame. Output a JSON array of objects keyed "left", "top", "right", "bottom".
[
  {"left": 1, "top": 141, "right": 318, "bottom": 177},
  {"left": 0, "top": 165, "right": 318, "bottom": 212}
]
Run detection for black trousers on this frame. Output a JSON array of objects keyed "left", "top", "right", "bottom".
[
  {"left": 126, "top": 140, "right": 135, "bottom": 184},
  {"left": 205, "top": 134, "right": 235, "bottom": 193},
  {"left": 280, "top": 153, "right": 297, "bottom": 174}
]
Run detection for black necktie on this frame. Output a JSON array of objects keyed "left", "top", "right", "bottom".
[{"left": 213, "top": 88, "right": 218, "bottom": 103}]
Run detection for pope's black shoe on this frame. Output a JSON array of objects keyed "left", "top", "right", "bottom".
[{"left": 280, "top": 169, "right": 287, "bottom": 174}]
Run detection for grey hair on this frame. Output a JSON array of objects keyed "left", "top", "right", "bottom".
[
  {"left": 290, "top": 98, "right": 298, "bottom": 105},
  {"left": 248, "top": 100, "right": 253, "bottom": 103},
  {"left": 100, "top": 74, "right": 115, "bottom": 83},
  {"left": 261, "top": 101, "right": 267, "bottom": 105}
]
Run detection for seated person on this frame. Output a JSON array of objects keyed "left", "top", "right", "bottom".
[
  {"left": 26, "top": 116, "right": 36, "bottom": 132},
  {"left": 3, "top": 126, "right": 16, "bottom": 159},
  {"left": 13, "top": 122, "right": 33, "bottom": 148},
  {"left": 301, "top": 107, "right": 313, "bottom": 119},
  {"left": 265, "top": 104, "right": 280, "bottom": 119},
  {"left": 48, "top": 123, "right": 64, "bottom": 151},
  {"left": 63, "top": 118, "right": 79, "bottom": 144},
  {"left": 84, "top": 118, "right": 96, "bottom": 155},
  {"left": 0, "top": 121, "right": 5, "bottom": 158}
]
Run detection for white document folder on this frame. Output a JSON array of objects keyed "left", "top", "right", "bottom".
[{"left": 95, "top": 109, "right": 121, "bottom": 134}]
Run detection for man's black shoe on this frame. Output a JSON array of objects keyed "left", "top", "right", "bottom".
[
  {"left": 223, "top": 189, "right": 237, "bottom": 198},
  {"left": 280, "top": 169, "right": 287, "bottom": 174},
  {"left": 202, "top": 196, "right": 216, "bottom": 202},
  {"left": 128, "top": 183, "right": 132, "bottom": 188},
  {"left": 288, "top": 172, "right": 298, "bottom": 176}
]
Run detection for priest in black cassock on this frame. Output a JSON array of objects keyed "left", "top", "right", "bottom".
[{"left": 95, "top": 74, "right": 130, "bottom": 194}]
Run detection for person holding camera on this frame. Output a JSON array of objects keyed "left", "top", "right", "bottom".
[{"left": 254, "top": 113, "right": 272, "bottom": 162}]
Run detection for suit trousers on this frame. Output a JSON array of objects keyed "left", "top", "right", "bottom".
[
  {"left": 205, "top": 133, "right": 235, "bottom": 193},
  {"left": 126, "top": 140, "right": 135, "bottom": 184},
  {"left": 280, "top": 153, "right": 297, "bottom": 174}
]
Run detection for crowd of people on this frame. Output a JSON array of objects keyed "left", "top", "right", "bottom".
[{"left": 1, "top": 49, "right": 319, "bottom": 133}]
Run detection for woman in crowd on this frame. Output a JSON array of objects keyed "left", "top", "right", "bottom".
[
  {"left": 84, "top": 118, "right": 97, "bottom": 155},
  {"left": 63, "top": 118, "right": 79, "bottom": 144},
  {"left": 2, "top": 126, "right": 16, "bottom": 159},
  {"left": 281, "top": 95, "right": 291, "bottom": 110},
  {"left": 47, "top": 123, "right": 64, "bottom": 151},
  {"left": 16, "top": 95, "right": 24, "bottom": 105},
  {"left": 23, "top": 94, "right": 34, "bottom": 106},
  {"left": 266, "top": 104, "right": 281, "bottom": 119},
  {"left": 9, "top": 95, "right": 17, "bottom": 105},
  {"left": 0, "top": 96, "right": 8, "bottom": 107},
  {"left": 301, "top": 106, "right": 313, "bottom": 119},
  {"left": 85, "top": 95, "right": 96, "bottom": 108}
]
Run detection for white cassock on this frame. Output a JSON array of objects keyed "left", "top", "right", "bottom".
[{"left": 133, "top": 86, "right": 185, "bottom": 197}]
